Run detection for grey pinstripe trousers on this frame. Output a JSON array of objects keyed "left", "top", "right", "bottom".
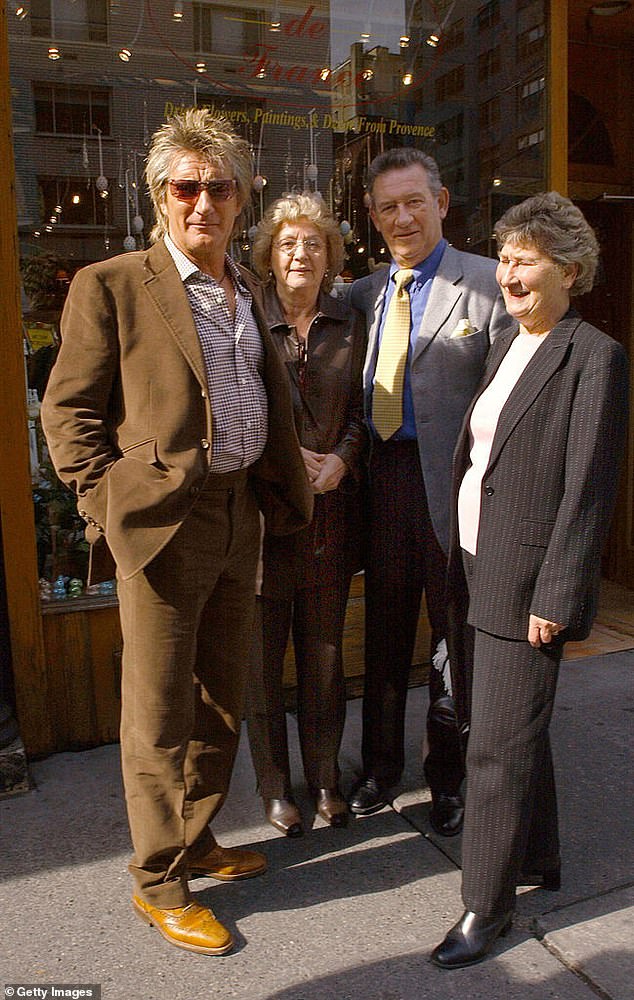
[{"left": 461, "top": 554, "right": 562, "bottom": 916}]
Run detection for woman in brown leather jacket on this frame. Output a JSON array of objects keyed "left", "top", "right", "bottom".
[{"left": 245, "top": 192, "right": 367, "bottom": 835}]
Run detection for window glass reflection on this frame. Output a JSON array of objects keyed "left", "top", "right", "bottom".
[{"left": 9, "top": 0, "right": 547, "bottom": 601}]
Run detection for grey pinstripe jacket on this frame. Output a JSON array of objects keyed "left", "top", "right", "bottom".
[{"left": 449, "top": 310, "right": 629, "bottom": 644}]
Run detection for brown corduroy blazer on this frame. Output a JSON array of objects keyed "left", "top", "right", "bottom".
[{"left": 41, "top": 239, "right": 313, "bottom": 582}]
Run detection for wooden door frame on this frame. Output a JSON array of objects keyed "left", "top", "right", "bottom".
[
  {"left": 0, "top": 7, "right": 51, "bottom": 756},
  {"left": 547, "top": 0, "right": 568, "bottom": 193}
]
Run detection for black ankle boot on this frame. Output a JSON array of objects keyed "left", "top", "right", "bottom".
[{"left": 430, "top": 909, "right": 513, "bottom": 969}]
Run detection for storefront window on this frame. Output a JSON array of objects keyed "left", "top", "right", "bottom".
[
  {"left": 30, "top": 0, "right": 109, "bottom": 43},
  {"left": 9, "top": 0, "right": 546, "bottom": 606},
  {"left": 33, "top": 83, "right": 111, "bottom": 135},
  {"left": 193, "top": 2, "right": 263, "bottom": 54}
]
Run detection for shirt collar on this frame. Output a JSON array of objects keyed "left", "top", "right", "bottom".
[
  {"left": 263, "top": 283, "right": 349, "bottom": 331},
  {"left": 389, "top": 238, "right": 447, "bottom": 286},
  {"left": 164, "top": 233, "right": 245, "bottom": 289}
]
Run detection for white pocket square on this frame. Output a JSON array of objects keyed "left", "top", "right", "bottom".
[{"left": 450, "top": 319, "right": 477, "bottom": 338}]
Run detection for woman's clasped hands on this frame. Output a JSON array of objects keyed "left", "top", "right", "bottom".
[{"left": 301, "top": 447, "right": 347, "bottom": 494}]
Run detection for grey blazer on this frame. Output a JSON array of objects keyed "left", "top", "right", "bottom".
[
  {"left": 351, "top": 245, "right": 513, "bottom": 552},
  {"left": 449, "top": 311, "right": 629, "bottom": 643}
]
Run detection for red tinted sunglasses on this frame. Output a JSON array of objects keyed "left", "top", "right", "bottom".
[{"left": 168, "top": 178, "right": 237, "bottom": 201}]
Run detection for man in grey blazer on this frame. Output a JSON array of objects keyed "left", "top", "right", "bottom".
[
  {"left": 42, "top": 109, "right": 312, "bottom": 957},
  {"left": 348, "top": 148, "right": 512, "bottom": 830}
]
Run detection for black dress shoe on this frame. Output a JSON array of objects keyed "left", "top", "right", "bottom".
[
  {"left": 313, "top": 788, "right": 349, "bottom": 827},
  {"left": 348, "top": 776, "right": 388, "bottom": 815},
  {"left": 518, "top": 867, "right": 561, "bottom": 890},
  {"left": 264, "top": 798, "right": 303, "bottom": 837},
  {"left": 428, "top": 793, "right": 464, "bottom": 837},
  {"left": 430, "top": 909, "right": 513, "bottom": 969}
]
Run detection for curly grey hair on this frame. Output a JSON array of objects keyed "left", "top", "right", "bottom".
[
  {"left": 494, "top": 191, "right": 599, "bottom": 296},
  {"left": 252, "top": 192, "right": 344, "bottom": 293},
  {"left": 145, "top": 107, "right": 253, "bottom": 243}
]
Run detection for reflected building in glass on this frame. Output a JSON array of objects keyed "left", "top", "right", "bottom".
[{"left": 8, "top": 0, "right": 547, "bottom": 272}]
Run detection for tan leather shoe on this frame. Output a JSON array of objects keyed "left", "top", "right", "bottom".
[
  {"left": 132, "top": 896, "right": 234, "bottom": 956},
  {"left": 188, "top": 843, "right": 267, "bottom": 881}
]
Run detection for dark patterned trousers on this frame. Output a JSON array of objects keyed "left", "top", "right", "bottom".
[
  {"left": 362, "top": 439, "right": 464, "bottom": 795},
  {"left": 461, "top": 625, "right": 562, "bottom": 916}
]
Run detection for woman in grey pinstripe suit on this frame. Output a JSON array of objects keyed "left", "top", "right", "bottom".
[{"left": 431, "top": 192, "right": 629, "bottom": 970}]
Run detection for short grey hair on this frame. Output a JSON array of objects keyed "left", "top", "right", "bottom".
[
  {"left": 367, "top": 147, "right": 443, "bottom": 199},
  {"left": 252, "top": 192, "right": 344, "bottom": 293},
  {"left": 145, "top": 107, "right": 253, "bottom": 243},
  {"left": 494, "top": 191, "right": 599, "bottom": 296}
]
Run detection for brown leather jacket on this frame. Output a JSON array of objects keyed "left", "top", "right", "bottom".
[{"left": 256, "top": 284, "right": 368, "bottom": 597}]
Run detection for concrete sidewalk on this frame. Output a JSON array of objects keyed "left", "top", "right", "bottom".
[{"left": 1, "top": 649, "right": 632, "bottom": 1000}]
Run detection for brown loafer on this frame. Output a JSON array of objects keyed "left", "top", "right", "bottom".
[
  {"left": 188, "top": 843, "right": 267, "bottom": 881},
  {"left": 313, "top": 787, "right": 349, "bottom": 827},
  {"left": 265, "top": 797, "right": 304, "bottom": 837},
  {"left": 132, "top": 896, "right": 233, "bottom": 955}
]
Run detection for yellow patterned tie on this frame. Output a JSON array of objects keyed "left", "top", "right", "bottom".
[{"left": 373, "top": 268, "right": 414, "bottom": 440}]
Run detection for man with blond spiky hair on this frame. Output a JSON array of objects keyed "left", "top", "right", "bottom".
[{"left": 42, "top": 108, "right": 312, "bottom": 957}]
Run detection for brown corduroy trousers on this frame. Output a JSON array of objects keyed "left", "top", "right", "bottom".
[{"left": 117, "top": 471, "right": 260, "bottom": 908}]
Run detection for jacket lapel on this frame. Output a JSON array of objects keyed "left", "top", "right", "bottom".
[
  {"left": 238, "top": 266, "right": 294, "bottom": 409},
  {"left": 486, "top": 313, "right": 580, "bottom": 470},
  {"left": 363, "top": 269, "right": 390, "bottom": 394},
  {"left": 260, "top": 283, "right": 346, "bottom": 430},
  {"left": 142, "top": 240, "right": 207, "bottom": 387},
  {"left": 411, "top": 245, "right": 462, "bottom": 364}
]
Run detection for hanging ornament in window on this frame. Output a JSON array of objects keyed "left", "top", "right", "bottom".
[
  {"left": 95, "top": 127, "right": 108, "bottom": 197},
  {"left": 130, "top": 154, "right": 144, "bottom": 235},
  {"left": 307, "top": 109, "right": 319, "bottom": 191},
  {"left": 82, "top": 127, "right": 90, "bottom": 172},
  {"left": 123, "top": 169, "right": 136, "bottom": 250},
  {"left": 117, "top": 141, "right": 126, "bottom": 189}
]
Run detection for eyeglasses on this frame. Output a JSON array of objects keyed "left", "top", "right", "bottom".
[
  {"left": 273, "top": 238, "right": 325, "bottom": 256},
  {"left": 168, "top": 178, "right": 237, "bottom": 201}
]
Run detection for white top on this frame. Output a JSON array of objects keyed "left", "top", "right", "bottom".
[{"left": 458, "top": 331, "right": 549, "bottom": 555}]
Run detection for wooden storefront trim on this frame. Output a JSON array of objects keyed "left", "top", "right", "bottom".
[
  {"left": 38, "top": 573, "right": 432, "bottom": 753},
  {"left": 547, "top": 0, "right": 568, "bottom": 194},
  {"left": 0, "top": 7, "right": 51, "bottom": 757}
]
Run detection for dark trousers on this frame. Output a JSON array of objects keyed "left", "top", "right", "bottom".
[
  {"left": 362, "top": 440, "right": 464, "bottom": 795},
  {"left": 246, "top": 578, "right": 350, "bottom": 797},
  {"left": 460, "top": 553, "right": 562, "bottom": 917},
  {"left": 117, "top": 472, "right": 260, "bottom": 909}
]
